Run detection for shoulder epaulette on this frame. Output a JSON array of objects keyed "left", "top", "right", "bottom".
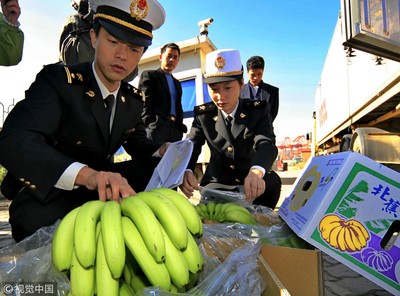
[
  {"left": 194, "top": 102, "right": 215, "bottom": 114},
  {"left": 122, "top": 83, "right": 145, "bottom": 102},
  {"left": 242, "top": 99, "right": 267, "bottom": 109},
  {"left": 63, "top": 66, "right": 89, "bottom": 85}
]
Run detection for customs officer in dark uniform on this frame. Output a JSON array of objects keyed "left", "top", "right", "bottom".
[
  {"left": 0, "top": 0, "right": 167, "bottom": 242},
  {"left": 180, "top": 49, "right": 281, "bottom": 209}
]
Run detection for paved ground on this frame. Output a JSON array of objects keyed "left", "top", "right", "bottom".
[
  {"left": 275, "top": 168, "right": 302, "bottom": 209},
  {"left": 0, "top": 195, "right": 12, "bottom": 248}
]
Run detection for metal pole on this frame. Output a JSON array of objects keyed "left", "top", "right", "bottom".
[{"left": 0, "top": 101, "right": 4, "bottom": 126}]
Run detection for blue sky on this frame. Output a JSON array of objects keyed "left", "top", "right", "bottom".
[{"left": 0, "top": 0, "right": 340, "bottom": 142}]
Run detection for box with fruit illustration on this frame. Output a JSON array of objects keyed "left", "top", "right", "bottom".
[{"left": 278, "top": 151, "right": 400, "bottom": 295}]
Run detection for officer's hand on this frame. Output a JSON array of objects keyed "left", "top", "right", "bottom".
[
  {"left": 1, "top": 0, "right": 21, "bottom": 25},
  {"left": 244, "top": 169, "right": 265, "bottom": 202},
  {"left": 179, "top": 171, "right": 199, "bottom": 198},
  {"left": 159, "top": 142, "right": 170, "bottom": 156},
  {"left": 77, "top": 167, "right": 136, "bottom": 202}
]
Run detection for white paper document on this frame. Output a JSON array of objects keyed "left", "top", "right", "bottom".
[{"left": 145, "top": 139, "right": 193, "bottom": 191}]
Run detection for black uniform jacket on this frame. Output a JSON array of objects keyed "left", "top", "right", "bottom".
[
  {"left": 0, "top": 62, "right": 160, "bottom": 202},
  {"left": 241, "top": 80, "right": 279, "bottom": 122},
  {"left": 139, "top": 68, "right": 187, "bottom": 139},
  {"left": 186, "top": 99, "right": 278, "bottom": 186}
]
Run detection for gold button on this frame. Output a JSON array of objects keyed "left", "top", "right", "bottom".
[
  {"left": 227, "top": 146, "right": 233, "bottom": 153},
  {"left": 235, "top": 179, "right": 240, "bottom": 183},
  {"left": 29, "top": 184, "right": 37, "bottom": 190},
  {"left": 76, "top": 141, "right": 82, "bottom": 145},
  {"left": 19, "top": 178, "right": 25, "bottom": 182},
  {"left": 25, "top": 181, "right": 31, "bottom": 185},
  {"left": 230, "top": 165, "right": 235, "bottom": 170}
]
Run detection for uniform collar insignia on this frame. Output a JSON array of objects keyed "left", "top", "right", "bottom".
[{"left": 86, "top": 90, "right": 95, "bottom": 97}]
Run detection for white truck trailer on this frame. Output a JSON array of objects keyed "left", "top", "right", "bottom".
[{"left": 314, "top": 0, "right": 400, "bottom": 172}]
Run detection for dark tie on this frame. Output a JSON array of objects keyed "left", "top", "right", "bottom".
[
  {"left": 104, "top": 95, "right": 115, "bottom": 132},
  {"left": 226, "top": 115, "right": 233, "bottom": 139}
]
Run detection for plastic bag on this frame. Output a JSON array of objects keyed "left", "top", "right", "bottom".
[
  {"left": 0, "top": 222, "right": 70, "bottom": 296},
  {"left": 199, "top": 183, "right": 248, "bottom": 206},
  {"left": 135, "top": 223, "right": 266, "bottom": 296}
]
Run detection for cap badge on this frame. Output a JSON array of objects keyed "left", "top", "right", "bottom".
[
  {"left": 214, "top": 56, "right": 226, "bottom": 70},
  {"left": 130, "top": 0, "right": 149, "bottom": 21}
]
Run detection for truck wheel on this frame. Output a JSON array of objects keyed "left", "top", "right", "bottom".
[{"left": 350, "top": 127, "right": 388, "bottom": 157}]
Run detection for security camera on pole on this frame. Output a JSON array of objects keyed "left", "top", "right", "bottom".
[{"left": 198, "top": 18, "right": 213, "bottom": 36}]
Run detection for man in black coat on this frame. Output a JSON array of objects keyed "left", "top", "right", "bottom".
[
  {"left": 0, "top": 0, "right": 167, "bottom": 242},
  {"left": 139, "top": 43, "right": 187, "bottom": 142},
  {"left": 180, "top": 49, "right": 281, "bottom": 209},
  {"left": 240, "top": 55, "right": 279, "bottom": 122}
]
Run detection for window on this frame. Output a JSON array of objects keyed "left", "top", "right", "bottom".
[{"left": 181, "top": 79, "right": 212, "bottom": 118}]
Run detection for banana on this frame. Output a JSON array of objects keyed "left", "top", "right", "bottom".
[
  {"left": 220, "top": 202, "right": 252, "bottom": 215},
  {"left": 343, "top": 227, "right": 357, "bottom": 252},
  {"left": 206, "top": 202, "right": 216, "bottom": 219},
  {"left": 327, "top": 225, "right": 342, "bottom": 248},
  {"left": 136, "top": 191, "right": 188, "bottom": 250},
  {"left": 157, "top": 220, "right": 189, "bottom": 288},
  {"left": 130, "top": 272, "right": 151, "bottom": 293},
  {"left": 74, "top": 200, "right": 105, "bottom": 268},
  {"left": 101, "top": 200, "right": 125, "bottom": 279},
  {"left": 123, "top": 263, "right": 133, "bottom": 286},
  {"left": 181, "top": 230, "right": 204, "bottom": 273},
  {"left": 350, "top": 220, "right": 370, "bottom": 240},
  {"left": 151, "top": 188, "right": 203, "bottom": 237},
  {"left": 51, "top": 206, "right": 80, "bottom": 272},
  {"left": 121, "top": 196, "right": 165, "bottom": 263},
  {"left": 349, "top": 226, "right": 367, "bottom": 249},
  {"left": 96, "top": 230, "right": 120, "bottom": 296},
  {"left": 223, "top": 209, "right": 257, "bottom": 225},
  {"left": 121, "top": 216, "right": 171, "bottom": 291},
  {"left": 336, "top": 227, "right": 347, "bottom": 252},
  {"left": 212, "top": 203, "right": 224, "bottom": 222},
  {"left": 195, "top": 203, "right": 208, "bottom": 219},
  {"left": 119, "top": 280, "right": 135, "bottom": 296},
  {"left": 69, "top": 247, "right": 95, "bottom": 296}
]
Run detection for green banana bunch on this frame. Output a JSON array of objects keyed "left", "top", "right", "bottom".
[
  {"left": 121, "top": 196, "right": 166, "bottom": 263},
  {"left": 121, "top": 216, "right": 171, "bottom": 291},
  {"left": 100, "top": 200, "right": 125, "bottom": 279},
  {"left": 151, "top": 188, "right": 203, "bottom": 237},
  {"left": 195, "top": 202, "right": 257, "bottom": 225},
  {"left": 74, "top": 200, "right": 105, "bottom": 268},
  {"left": 136, "top": 191, "right": 189, "bottom": 250},
  {"left": 51, "top": 189, "right": 206, "bottom": 295},
  {"left": 51, "top": 206, "right": 80, "bottom": 272}
]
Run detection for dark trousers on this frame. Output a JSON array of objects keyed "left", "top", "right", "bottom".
[
  {"left": 253, "top": 170, "right": 282, "bottom": 210},
  {"left": 8, "top": 157, "right": 160, "bottom": 242}
]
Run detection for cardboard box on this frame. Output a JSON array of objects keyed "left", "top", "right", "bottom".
[
  {"left": 278, "top": 151, "right": 400, "bottom": 295},
  {"left": 260, "top": 245, "right": 324, "bottom": 296},
  {"left": 259, "top": 245, "right": 323, "bottom": 296}
]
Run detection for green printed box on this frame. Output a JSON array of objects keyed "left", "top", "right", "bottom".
[{"left": 278, "top": 151, "right": 400, "bottom": 295}]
